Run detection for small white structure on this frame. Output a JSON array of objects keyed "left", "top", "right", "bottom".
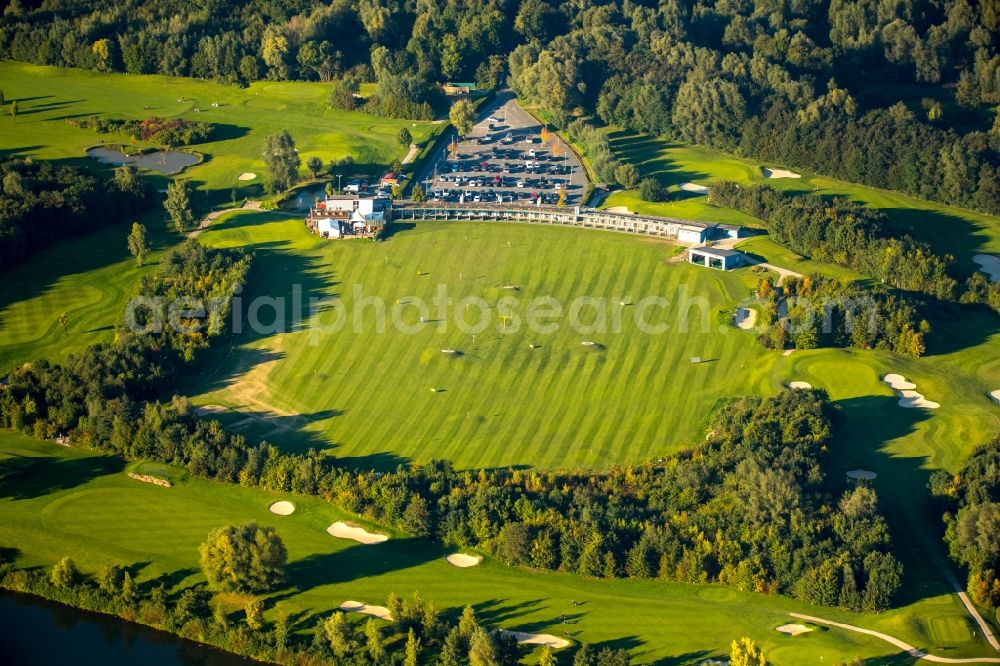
[{"left": 308, "top": 195, "right": 391, "bottom": 239}]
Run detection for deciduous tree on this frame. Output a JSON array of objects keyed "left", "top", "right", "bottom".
[{"left": 199, "top": 522, "right": 287, "bottom": 593}]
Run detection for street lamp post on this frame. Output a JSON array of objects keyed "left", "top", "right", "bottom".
[{"left": 336, "top": 173, "right": 342, "bottom": 193}]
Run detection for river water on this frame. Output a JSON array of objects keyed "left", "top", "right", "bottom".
[{"left": 0, "top": 590, "right": 260, "bottom": 666}]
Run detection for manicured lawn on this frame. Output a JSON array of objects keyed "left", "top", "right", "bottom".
[
  {"left": 0, "top": 61, "right": 441, "bottom": 204},
  {"left": 601, "top": 129, "right": 1000, "bottom": 272},
  {"left": 734, "top": 237, "right": 869, "bottom": 284},
  {"left": 0, "top": 214, "right": 177, "bottom": 373},
  {"left": 188, "top": 213, "right": 778, "bottom": 469},
  {"left": 2, "top": 432, "right": 996, "bottom": 665},
  {"left": 186, "top": 212, "right": 999, "bottom": 476}
]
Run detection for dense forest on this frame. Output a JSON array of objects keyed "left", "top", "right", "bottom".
[
  {"left": 2, "top": 0, "right": 998, "bottom": 214},
  {"left": 0, "top": 156, "right": 148, "bottom": 270},
  {"left": 0, "top": 238, "right": 904, "bottom": 613},
  {"left": 930, "top": 435, "right": 1000, "bottom": 609}
]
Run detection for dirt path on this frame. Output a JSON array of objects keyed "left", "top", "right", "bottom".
[
  {"left": 189, "top": 200, "right": 262, "bottom": 237},
  {"left": 789, "top": 613, "right": 1000, "bottom": 663},
  {"left": 401, "top": 143, "right": 420, "bottom": 165},
  {"left": 709, "top": 237, "right": 802, "bottom": 284}
]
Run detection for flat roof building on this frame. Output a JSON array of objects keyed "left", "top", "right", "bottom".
[{"left": 688, "top": 246, "right": 746, "bottom": 270}]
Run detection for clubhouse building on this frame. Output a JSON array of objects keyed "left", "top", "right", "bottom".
[{"left": 306, "top": 195, "right": 391, "bottom": 239}]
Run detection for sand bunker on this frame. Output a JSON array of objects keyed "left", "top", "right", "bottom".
[
  {"left": 327, "top": 521, "right": 388, "bottom": 544},
  {"left": 762, "top": 167, "right": 801, "bottom": 179},
  {"left": 990, "top": 389, "right": 1000, "bottom": 405},
  {"left": 237, "top": 172, "right": 257, "bottom": 181},
  {"left": 605, "top": 206, "right": 632, "bottom": 214},
  {"left": 497, "top": 630, "right": 570, "bottom": 649},
  {"left": 446, "top": 553, "right": 482, "bottom": 568},
  {"left": 846, "top": 469, "right": 877, "bottom": 481},
  {"left": 679, "top": 182, "right": 709, "bottom": 194},
  {"left": 882, "top": 374, "right": 939, "bottom": 409},
  {"left": 882, "top": 374, "right": 916, "bottom": 390},
  {"left": 269, "top": 500, "right": 295, "bottom": 515},
  {"left": 973, "top": 254, "right": 1000, "bottom": 282},
  {"left": 897, "top": 390, "right": 941, "bottom": 409},
  {"left": 734, "top": 307, "right": 756, "bottom": 330},
  {"left": 788, "top": 381, "right": 812, "bottom": 389},
  {"left": 776, "top": 623, "right": 814, "bottom": 636},
  {"left": 782, "top": 349, "right": 795, "bottom": 356},
  {"left": 195, "top": 404, "right": 227, "bottom": 416},
  {"left": 340, "top": 601, "right": 392, "bottom": 621}
]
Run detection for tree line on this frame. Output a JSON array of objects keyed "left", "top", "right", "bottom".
[
  {"left": 66, "top": 116, "right": 214, "bottom": 146},
  {"left": 0, "top": 157, "right": 148, "bottom": 271},
  {"left": 929, "top": 434, "right": 1000, "bottom": 609},
  {"left": 710, "top": 181, "right": 962, "bottom": 301},
  {"left": 3, "top": 0, "right": 998, "bottom": 213},
  {"left": 0, "top": 233, "right": 905, "bottom": 613},
  {"left": 1, "top": 551, "right": 633, "bottom": 665},
  {"left": 751, "top": 273, "right": 931, "bottom": 357}
]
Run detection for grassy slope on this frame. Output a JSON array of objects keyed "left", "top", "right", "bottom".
[
  {"left": 0, "top": 61, "right": 439, "bottom": 202},
  {"left": 188, "top": 213, "right": 774, "bottom": 469},
  {"left": 186, "top": 213, "right": 998, "bottom": 475},
  {"left": 2, "top": 432, "right": 997, "bottom": 665},
  {"left": 0, "top": 61, "right": 440, "bottom": 371},
  {"left": 602, "top": 129, "right": 1000, "bottom": 273}
]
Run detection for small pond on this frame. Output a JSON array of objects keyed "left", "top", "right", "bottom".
[
  {"left": 281, "top": 184, "right": 328, "bottom": 212},
  {"left": 87, "top": 146, "right": 200, "bottom": 175},
  {"left": 0, "top": 589, "right": 257, "bottom": 665}
]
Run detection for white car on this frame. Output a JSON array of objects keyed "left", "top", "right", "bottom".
[
  {"left": 516, "top": 180, "right": 525, "bottom": 188},
  {"left": 528, "top": 149, "right": 536, "bottom": 157}
]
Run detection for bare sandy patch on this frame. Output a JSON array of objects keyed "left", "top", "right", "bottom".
[
  {"left": 897, "top": 390, "right": 941, "bottom": 410},
  {"left": 238, "top": 172, "right": 257, "bottom": 181},
  {"left": 776, "top": 623, "right": 814, "bottom": 636},
  {"left": 340, "top": 601, "right": 392, "bottom": 621},
  {"left": 990, "top": 389, "right": 1000, "bottom": 405},
  {"left": 762, "top": 167, "right": 801, "bottom": 179},
  {"left": 883, "top": 374, "right": 916, "bottom": 391},
  {"left": 401, "top": 144, "right": 420, "bottom": 165},
  {"left": 973, "top": 254, "right": 1000, "bottom": 282},
  {"left": 605, "top": 206, "right": 632, "bottom": 214},
  {"left": 782, "top": 349, "right": 794, "bottom": 356},
  {"left": 497, "top": 630, "right": 570, "bottom": 649},
  {"left": 195, "top": 404, "right": 227, "bottom": 417},
  {"left": 327, "top": 521, "right": 389, "bottom": 544},
  {"left": 847, "top": 469, "right": 877, "bottom": 481},
  {"left": 446, "top": 553, "right": 482, "bottom": 568},
  {"left": 223, "top": 336, "right": 298, "bottom": 421},
  {"left": 734, "top": 307, "right": 756, "bottom": 330},
  {"left": 679, "top": 182, "right": 709, "bottom": 194},
  {"left": 269, "top": 500, "right": 295, "bottom": 515},
  {"left": 788, "top": 381, "right": 812, "bottom": 389}
]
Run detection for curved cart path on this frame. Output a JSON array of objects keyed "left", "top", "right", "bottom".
[{"left": 789, "top": 613, "right": 1000, "bottom": 663}]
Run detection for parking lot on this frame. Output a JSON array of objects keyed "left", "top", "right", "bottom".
[{"left": 415, "top": 90, "right": 589, "bottom": 206}]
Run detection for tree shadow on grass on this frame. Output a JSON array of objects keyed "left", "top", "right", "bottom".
[
  {"left": 278, "top": 538, "right": 439, "bottom": 598},
  {"left": 0, "top": 451, "right": 124, "bottom": 500},
  {"left": 829, "top": 395, "right": 952, "bottom": 606},
  {"left": 141, "top": 566, "right": 199, "bottom": 595},
  {"left": 920, "top": 301, "right": 998, "bottom": 357},
  {"left": 651, "top": 650, "right": 718, "bottom": 665},
  {"left": 606, "top": 130, "right": 712, "bottom": 187}
]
